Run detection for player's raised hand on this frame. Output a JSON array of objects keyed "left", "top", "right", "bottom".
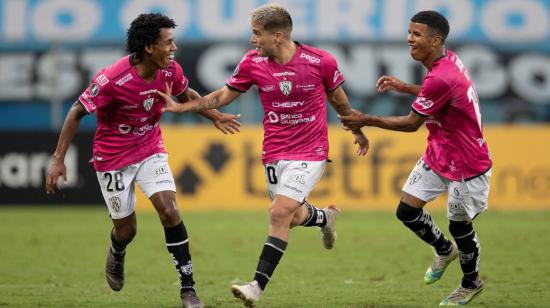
[
  {"left": 376, "top": 75, "right": 405, "bottom": 93},
  {"left": 45, "top": 159, "right": 67, "bottom": 194},
  {"left": 338, "top": 108, "right": 368, "bottom": 131},
  {"left": 158, "top": 82, "right": 188, "bottom": 113},
  {"left": 213, "top": 113, "right": 241, "bottom": 134}
]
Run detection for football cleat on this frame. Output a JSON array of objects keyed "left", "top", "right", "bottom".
[
  {"left": 425, "top": 241, "right": 458, "bottom": 285},
  {"left": 320, "top": 205, "right": 340, "bottom": 249},
  {"left": 231, "top": 280, "right": 263, "bottom": 307},
  {"left": 440, "top": 279, "right": 485, "bottom": 305},
  {"left": 181, "top": 289, "right": 204, "bottom": 308},
  {"left": 105, "top": 248, "right": 125, "bottom": 291}
]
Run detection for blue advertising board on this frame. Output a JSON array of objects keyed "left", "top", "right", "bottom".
[{"left": 1, "top": 0, "right": 550, "bottom": 50}]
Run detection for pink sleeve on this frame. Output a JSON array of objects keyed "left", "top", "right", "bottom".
[
  {"left": 225, "top": 53, "right": 253, "bottom": 92},
  {"left": 169, "top": 61, "right": 189, "bottom": 96},
  {"left": 321, "top": 52, "right": 345, "bottom": 91},
  {"left": 78, "top": 71, "right": 112, "bottom": 113},
  {"left": 412, "top": 75, "right": 451, "bottom": 116}
]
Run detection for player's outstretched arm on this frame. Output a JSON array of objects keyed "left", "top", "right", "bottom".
[
  {"left": 376, "top": 75, "right": 421, "bottom": 96},
  {"left": 46, "top": 101, "right": 88, "bottom": 194},
  {"left": 327, "top": 87, "right": 369, "bottom": 156},
  {"left": 339, "top": 109, "right": 426, "bottom": 132},
  {"left": 177, "top": 87, "right": 241, "bottom": 134},
  {"left": 159, "top": 83, "right": 240, "bottom": 113}
]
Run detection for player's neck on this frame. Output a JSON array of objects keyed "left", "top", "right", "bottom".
[
  {"left": 272, "top": 41, "right": 297, "bottom": 65},
  {"left": 424, "top": 48, "right": 446, "bottom": 70},
  {"left": 133, "top": 62, "right": 158, "bottom": 82}
]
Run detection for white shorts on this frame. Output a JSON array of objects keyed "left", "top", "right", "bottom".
[
  {"left": 96, "top": 153, "right": 176, "bottom": 219},
  {"left": 264, "top": 160, "right": 325, "bottom": 203},
  {"left": 402, "top": 158, "right": 491, "bottom": 221}
]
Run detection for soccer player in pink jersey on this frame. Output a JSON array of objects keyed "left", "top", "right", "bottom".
[
  {"left": 45, "top": 13, "right": 240, "bottom": 308},
  {"left": 339, "top": 11, "right": 491, "bottom": 306},
  {"left": 157, "top": 4, "right": 368, "bottom": 307}
]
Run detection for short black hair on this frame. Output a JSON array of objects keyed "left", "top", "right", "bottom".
[
  {"left": 126, "top": 13, "right": 177, "bottom": 60},
  {"left": 411, "top": 10, "right": 450, "bottom": 42}
]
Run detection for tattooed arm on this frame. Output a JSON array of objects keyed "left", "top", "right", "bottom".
[{"left": 159, "top": 85, "right": 241, "bottom": 113}]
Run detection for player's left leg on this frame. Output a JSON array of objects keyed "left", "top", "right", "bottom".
[
  {"left": 440, "top": 170, "right": 491, "bottom": 306},
  {"left": 293, "top": 201, "right": 340, "bottom": 249},
  {"left": 232, "top": 194, "right": 298, "bottom": 307},
  {"left": 137, "top": 153, "right": 203, "bottom": 308},
  {"left": 232, "top": 160, "right": 325, "bottom": 307}
]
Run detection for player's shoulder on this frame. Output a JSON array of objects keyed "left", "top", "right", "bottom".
[
  {"left": 95, "top": 55, "right": 133, "bottom": 87},
  {"left": 297, "top": 43, "right": 334, "bottom": 65},
  {"left": 160, "top": 60, "right": 184, "bottom": 78},
  {"left": 244, "top": 49, "right": 269, "bottom": 65}
]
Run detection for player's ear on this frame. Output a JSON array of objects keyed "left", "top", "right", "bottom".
[
  {"left": 432, "top": 35, "right": 443, "bottom": 47},
  {"left": 144, "top": 44, "right": 153, "bottom": 55}
]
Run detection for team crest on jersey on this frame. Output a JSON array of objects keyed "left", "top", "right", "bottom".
[
  {"left": 109, "top": 196, "right": 121, "bottom": 212},
  {"left": 279, "top": 80, "right": 292, "bottom": 96},
  {"left": 143, "top": 97, "right": 154, "bottom": 112}
]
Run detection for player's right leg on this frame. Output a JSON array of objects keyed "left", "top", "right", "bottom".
[
  {"left": 400, "top": 159, "right": 456, "bottom": 285},
  {"left": 106, "top": 214, "right": 136, "bottom": 291},
  {"left": 266, "top": 160, "right": 338, "bottom": 249},
  {"left": 96, "top": 164, "right": 139, "bottom": 291}
]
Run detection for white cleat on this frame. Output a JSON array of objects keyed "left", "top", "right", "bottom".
[
  {"left": 320, "top": 205, "right": 340, "bottom": 249},
  {"left": 231, "top": 280, "right": 262, "bottom": 307}
]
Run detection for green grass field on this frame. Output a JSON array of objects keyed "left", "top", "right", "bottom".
[{"left": 1, "top": 207, "right": 549, "bottom": 307}]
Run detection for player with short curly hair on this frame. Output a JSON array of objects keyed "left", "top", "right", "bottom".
[{"left": 46, "top": 12, "right": 240, "bottom": 308}]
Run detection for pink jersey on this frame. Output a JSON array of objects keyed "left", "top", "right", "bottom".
[
  {"left": 412, "top": 50, "right": 491, "bottom": 181},
  {"left": 226, "top": 43, "right": 344, "bottom": 164},
  {"left": 79, "top": 55, "right": 188, "bottom": 171}
]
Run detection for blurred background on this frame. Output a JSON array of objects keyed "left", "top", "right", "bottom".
[{"left": 1, "top": 0, "right": 549, "bottom": 210}]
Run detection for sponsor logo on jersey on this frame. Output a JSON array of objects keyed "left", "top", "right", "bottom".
[
  {"left": 115, "top": 73, "right": 133, "bottom": 86},
  {"left": 143, "top": 97, "right": 154, "bottom": 111},
  {"left": 154, "top": 165, "right": 169, "bottom": 177},
  {"left": 409, "top": 170, "right": 422, "bottom": 185},
  {"left": 296, "top": 84, "right": 316, "bottom": 91},
  {"left": 162, "top": 70, "right": 172, "bottom": 77},
  {"left": 139, "top": 89, "right": 157, "bottom": 96},
  {"left": 279, "top": 80, "right": 292, "bottom": 96},
  {"left": 299, "top": 52, "right": 320, "bottom": 64},
  {"left": 272, "top": 101, "right": 304, "bottom": 108},
  {"left": 272, "top": 71, "right": 296, "bottom": 77},
  {"left": 261, "top": 85, "right": 275, "bottom": 92},
  {"left": 90, "top": 83, "right": 99, "bottom": 97},
  {"left": 96, "top": 74, "right": 109, "bottom": 86},
  {"left": 252, "top": 56, "right": 268, "bottom": 63},
  {"left": 415, "top": 96, "right": 434, "bottom": 109}
]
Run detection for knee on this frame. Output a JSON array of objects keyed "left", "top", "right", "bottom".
[
  {"left": 269, "top": 205, "right": 292, "bottom": 228},
  {"left": 114, "top": 224, "right": 137, "bottom": 242},
  {"left": 448, "top": 220, "right": 473, "bottom": 237},
  {"left": 396, "top": 201, "right": 421, "bottom": 222},
  {"left": 157, "top": 203, "right": 181, "bottom": 227}
]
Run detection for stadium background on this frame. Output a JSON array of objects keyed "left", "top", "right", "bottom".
[{"left": 1, "top": 0, "right": 549, "bottom": 210}]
